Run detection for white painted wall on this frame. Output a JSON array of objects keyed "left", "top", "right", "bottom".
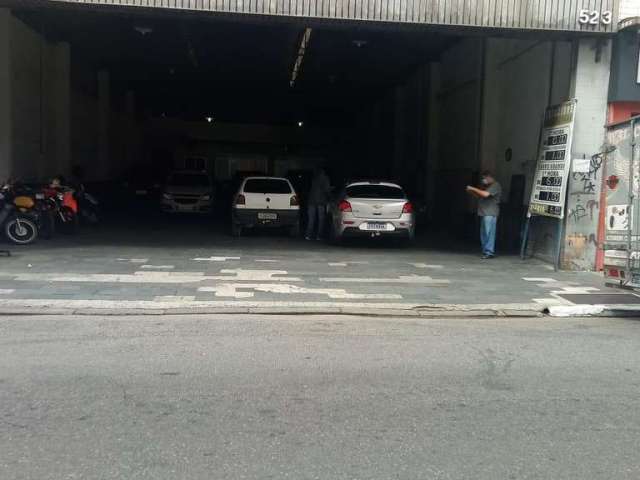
[
  {"left": 563, "top": 39, "right": 612, "bottom": 270},
  {"left": 620, "top": 0, "right": 640, "bottom": 20}
]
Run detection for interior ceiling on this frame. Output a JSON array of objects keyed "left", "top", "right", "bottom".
[{"left": 15, "top": 7, "right": 459, "bottom": 126}]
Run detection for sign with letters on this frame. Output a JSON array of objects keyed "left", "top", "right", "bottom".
[{"left": 528, "top": 100, "right": 577, "bottom": 219}]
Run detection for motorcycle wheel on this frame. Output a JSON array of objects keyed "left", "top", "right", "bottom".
[{"left": 5, "top": 217, "right": 38, "bottom": 245}]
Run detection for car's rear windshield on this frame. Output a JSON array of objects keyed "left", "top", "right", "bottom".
[
  {"left": 169, "top": 174, "right": 210, "bottom": 187},
  {"left": 244, "top": 179, "right": 292, "bottom": 194},
  {"left": 346, "top": 184, "right": 405, "bottom": 199}
]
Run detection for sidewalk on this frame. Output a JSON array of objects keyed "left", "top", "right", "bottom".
[{"left": 1, "top": 229, "right": 634, "bottom": 317}]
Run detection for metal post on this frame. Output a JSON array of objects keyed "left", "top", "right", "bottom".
[
  {"left": 554, "top": 216, "right": 565, "bottom": 272},
  {"left": 520, "top": 213, "right": 531, "bottom": 260}
]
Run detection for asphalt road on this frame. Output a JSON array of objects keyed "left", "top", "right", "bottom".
[{"left": 1, "top": 314, "right": 639, "bottom": 480}]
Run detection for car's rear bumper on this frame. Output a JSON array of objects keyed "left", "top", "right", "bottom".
[
  {"left": 233, "top": 208, "right": 299, "bottom": 228},
  {"left": 161, "top": 200, "right": 213, "bottom": 213},
  {"left": 336, "top": 215, "right": 414, "bottom": 237},
  {"left": 340, "top": 227, "right": 413, "bottom": 238}
]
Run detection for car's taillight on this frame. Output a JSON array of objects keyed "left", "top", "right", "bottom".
[
  {"left": 338, "top": 200, "right": 352, "bottom": 212},
  {"left": 290, "top": 195, "right": 299, "bottom": 206},
  {"left": 402, "top": 202, "right": 414, "bottom": 214},
  {"left": 235, "top": 194, "right": 246, "bottom": 206}
]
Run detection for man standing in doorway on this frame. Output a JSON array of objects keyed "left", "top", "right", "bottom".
[
  {"left": 466, "top": 171, "right": 502, "bottom": 259},
  {"left": 306, "top": 167, "right": 331, "bottom": 241}
]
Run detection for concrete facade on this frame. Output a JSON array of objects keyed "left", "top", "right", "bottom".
[
  {"left": 620, "top": 0, "right": 640, "bottom": 20},
  {"left": 0, "top": 8, "right": 142, "bottom": 184},
  {"left": 0, "top": 5, "right": 617, "bottom": 271}
]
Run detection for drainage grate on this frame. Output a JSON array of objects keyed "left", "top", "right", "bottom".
[{"left": 558, "top": 293, "right": 640, "bottom": 305}]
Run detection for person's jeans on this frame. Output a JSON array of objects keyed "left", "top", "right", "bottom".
[
  {"left": 480, "top": 215, "right": 497, "bottom": 256},
  {"left": 306, "top": 205, "right": 326, "bottom": 239}
]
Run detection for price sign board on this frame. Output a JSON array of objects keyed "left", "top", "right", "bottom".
[{"left": 528, "top": 100, "right": 577, "bottom": 218}]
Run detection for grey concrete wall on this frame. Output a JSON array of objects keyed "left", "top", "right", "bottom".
[
  {"left": 10, "top": 12, "right": 43, "bottom": 180},
  {"left": 0, "top": 9, "right": 142, "bottom": 183},
  {"left": 0, "top": 9, "right": 10, "bottom": 181},
  {"left": 563, "top": 38, "right": 612, "bottom": 271}
]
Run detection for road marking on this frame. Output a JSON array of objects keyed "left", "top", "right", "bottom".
[
  {"left": 0, "top": 289, "right": 15, "bottom": 294},
  {"left": 329, "top": 262, "right": 348, "bottom": 267},
  {"left": 198, "top": 283, "right": 402, "bottom": 299},
  {"left": 154, "top": 295, "right": 196, "bottom": 302},
  {"left": 211, "top": 269, "right": 301, "bottom": 282},
  {"left": 193, "top": 256, "right": 241, "bottom": 262},
  {"left": 319, "top": 275, "right": 450, "bottom": 285},
  {"left": 7, "top": 269, "right": 301, "bottom": 284},
  {"left": 409, "top": 263, "right": 444, "bottom": 269},
  {"left": 117, "top": 258, "right": 149, "bottom": 263},
  {"left": 551, "top": 287, "right": 600, "bottom": 294},
  {"left": 140, "top": 265, "right": 175, "bottom": 270},
  {"left": 255, "top": 259, "right": 279, "bottom": 263},
  {"left": 523, "top": 277, "right": 556, "bottom": 282}
]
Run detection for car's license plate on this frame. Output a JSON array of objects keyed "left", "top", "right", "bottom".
[
  {"left": 258, "top": 212, "right": 278, "bottom": 220},
  {"left": 367, "top": 222, "right": 387, "bottom": 230}
]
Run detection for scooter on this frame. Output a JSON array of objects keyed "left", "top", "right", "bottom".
[{"left": 0, "top": 187, "right": 39, "bottom": 245}]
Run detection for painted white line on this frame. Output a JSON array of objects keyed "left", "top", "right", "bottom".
[
  {"left": 198, "top": 283, "right": 402, "bottom": 300},
  {"left": 255, "top": 259, "right": 279, "bottom": 263},
  {"left": 211, "top": 269, "right": 301, "bottom": 282},
  {"left": 0, "top": 289, "right": 15, "bottom": 294},
  {"left": 329, "top": 263, "right": 348, "bottom": 267},
  {"left": 319, "top": 276, "right": 450, "bottom": 285},
  {"left": 551, "top": 287, "right": 600, "bottom": 294},
  {"left": 154, "top": 295, "right": 196, "bottom": 302},
  {"left": 523, "top": 277, "right": 556, "bottom": 282},
  {"left": 117, "top": 258, "right": 149, "bottom": 263},
  {"left": 140, "top": 265, "right": 175, "bottom": 270},
  {"left": 193, "top": 256, "right": 241, "bottom": 262},
  {"left": 408, "top": 263, "right": 444, "bottom": 269},
  {"left": 6, "top": 269, "right": 301, "bottom": 284}
]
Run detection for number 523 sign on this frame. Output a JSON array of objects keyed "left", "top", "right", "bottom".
[{"left": 578, "top": 9, "right": 612, "bottom": 25}]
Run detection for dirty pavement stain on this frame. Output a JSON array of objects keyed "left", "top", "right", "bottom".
[{"left": 477, "top": 348, "right": 517, "bottom": 391}]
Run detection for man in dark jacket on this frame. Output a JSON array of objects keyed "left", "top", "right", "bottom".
[{"left": 305, "top": 168, "right": 331, "bottom": 240}]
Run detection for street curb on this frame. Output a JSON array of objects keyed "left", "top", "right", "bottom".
[{"left": 0, "top": 304, "right": 548, "bottom": 318}]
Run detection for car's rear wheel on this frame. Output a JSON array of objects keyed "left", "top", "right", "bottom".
[{"left": 231, "top": 223, "right": 243, "bottom": 238}]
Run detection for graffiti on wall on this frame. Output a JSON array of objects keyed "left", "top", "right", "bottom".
[{"left": 568, "top": 152, "right": 604, "bottom": 224}]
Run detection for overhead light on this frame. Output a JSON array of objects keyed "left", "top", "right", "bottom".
[
  {"left": 352, "top": 40, "right": 368, "bottom": 47},
  {"left": 206, "top": 116, "right": 214, "bottom": 123},
  {"left": 290, "top": 27, "right": 313, "bottom": 88},
  {"left": 297, "top": 121, "right": 304, "bottom": 127}
]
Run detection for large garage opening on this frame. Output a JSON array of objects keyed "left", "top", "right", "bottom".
[{"left": 2, "top": 4, "right": 576, "bottom": 253}]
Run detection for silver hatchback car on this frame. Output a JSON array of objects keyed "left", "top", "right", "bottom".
[{"left": 328, "top": 181, "right": 415, "bottom": 243}]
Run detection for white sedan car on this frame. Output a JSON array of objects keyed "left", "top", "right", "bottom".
[
  {"left": 328, "top": 181, "right": 415, "bottom": 243},
  {"left": 231, "top": 176, "right": 300, "bottom": 237}
]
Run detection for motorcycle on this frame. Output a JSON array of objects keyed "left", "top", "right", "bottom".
[
  {"left": 44, "top": 186, "right": 79, "bottom": 234},
  {"left": 0, "top": 186, "right": 39, "bottom": 245},
  {"left": 9, "top": 183, "right": 56, "bottom": 239}
]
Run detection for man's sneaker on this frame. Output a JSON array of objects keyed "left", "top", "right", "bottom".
[
  {"left": 305, "top": 236, "right": 312, "bottom": 241},
  {"left": 481, "top": 254, "right": 495, "bottom": 259}
]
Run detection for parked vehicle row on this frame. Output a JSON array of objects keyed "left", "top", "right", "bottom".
[
  {"left": 0, "top": 180, "right": 100, "bottom": 246},
  {"left": 230, "top": 177, "right": 416, "bottom": 245}
]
